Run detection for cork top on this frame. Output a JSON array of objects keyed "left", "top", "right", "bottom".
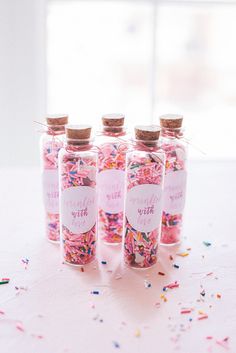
[
  {"left": 135, "top": 125, "right": 160, "bottom": 141},
  {"left": 159, "top": 114, "right": 183, "bottom": 129},
  {"left": 102, "top": 113, "right": 125, "bottom": 127},
  {"left": 46, "top": 114, "right": 68, "bottom": 126},
  {"left": 66, "top": 125, "right": 92, "bottom": 140}
]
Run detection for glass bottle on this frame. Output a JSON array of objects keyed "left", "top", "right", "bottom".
[
  {"left": 124, "top": 126, "right": 165, "bottom": 269},
  {"left": 159, "top": 114, "right": 187, "bottom": 246},
  {"left": 97, "top": 114, "right": 128, "bottom": 245},
  {"left": 59, "top": 125, "right": 97, "bottom": 266},
  {"left": 40, "top": 114, "right": 68, "bottom": 242}
]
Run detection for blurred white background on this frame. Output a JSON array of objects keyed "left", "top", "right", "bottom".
[{"left": 1, "top": 0, "right": 236, "bottom": 166}]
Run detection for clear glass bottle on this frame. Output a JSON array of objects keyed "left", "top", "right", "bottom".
[
  {"left": 59, "top": 125, "right": 97, "bottom": 266},
  {"left": 97, "top": 114, "right": 128, "bottom": 245},
  {"left": 124, "top": 126, "right": 165, "bottom": 269},
  {"left": 40, "top": 114, "right": 68, "bottom": 242},
  {"left": 159, "top": 114, "right": 187, "bottom": 246}
]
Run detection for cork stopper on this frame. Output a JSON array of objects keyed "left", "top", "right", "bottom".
[
  {"left": 135, "top": 125, "right": 160, "bottom": 141},
  {"left": 102, "top": 113, "right": 125, "bottom": 128},
  {"left": 66, "top": 124, "right": 92, "bottom": 141},
  {"left": 159, "top": 114, "right": 183, "bottom": 129},
  {"left": 46, "top": 114, "right": 68, "bottom": 126}
]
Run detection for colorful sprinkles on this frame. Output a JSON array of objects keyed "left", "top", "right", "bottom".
[
  {"left": 124, "top": 151, "right": 165, "bottom": 269},
  {"left": 41, "top": 136, "right": 64, "bottom": 241},
  {"left": 60, "top": 148, "right": 97, "bottom": 266},
  {"left": 160, "top": 138, "right": 187, "bottom": 245},
  {"left": 98, "top": 140, "right": 127, "bottom": 245}
]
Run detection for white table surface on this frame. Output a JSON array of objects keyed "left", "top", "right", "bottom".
[{"left": 0, "top": 161, "right": 236, "bottom": 353}]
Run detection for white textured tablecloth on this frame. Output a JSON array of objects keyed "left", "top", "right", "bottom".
[{"left": 0, "top": 161, "right": 235, "bottom": 353}]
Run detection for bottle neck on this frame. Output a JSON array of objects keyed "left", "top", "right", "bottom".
[
  {"left": 46, "top": 125, "right": 66, "bottom": 136},
  {"left": 102, "top": 126, "right": 126, "bottom": 137},
  {"left": 134, "top": 140, "right": 159, "bottom": 152},
  {"left": 160, "top": 127, "right": 183, "bottom": 139},
  {"left": 65, "top": 138, "right": 93, "bottom": 151}
]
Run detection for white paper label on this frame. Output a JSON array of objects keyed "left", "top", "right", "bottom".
[
  {"left": 97, "top": 169, "right": 125, "bottom": 214},
  {"left": 61, "top": 186, "right": 96, "bottom": 234},
  {"left": 163, "top": 170, "right": 187, "bottom": 214},
  {"left": 125, "top": 184, "right": 163, "bottom": 233},
  {"left": 42, "top": 169, "right": 59, "bottom": 213}
]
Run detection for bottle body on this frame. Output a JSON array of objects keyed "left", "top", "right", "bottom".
[
  {"left": 40, "top": 132, "right": 64, "bottom": 242},
  {"left": 160, "top": 132, "right": 187, "bottom": 245},
  {"left": 124, "top": 148, "right": 165, "bottom": 269},
  {"left": 59, "top": 146, "right": 97, "bottom": 266},
  {"left": 97, "top": 133, "right": 127, "bottom": 245}
]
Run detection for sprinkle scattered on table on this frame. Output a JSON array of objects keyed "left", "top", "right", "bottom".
[
  {"left": 134, "top": 328, "right": 141, "bottom": 337},
  {"left": 198, "top": 314, "right": 208, "bottom": 320},
  {"left": 177, "top": 252, "right": 189, "bottom": 257},
  {"left": 163, "top": 281, "right": 179, "bottom": 291},
  {"left": 158, "top": 271, "right": 165, "bottom": 276},
  {"left": 115, "top": 274, "right": 122, "bottom": 280},
  {"left": 31, "top": 334, "right": 44, "bottom": 339},
  {"left": 0, "top": 278, "right": 10, "bottom": 285},
  {"left": 173, "top": 264, "right": 180, "bottom": 269},
  {"left": 101, "top": 261, "right": 107, "bottom": 265},
  {"left": 16, "top": 322, "right": 25, "bottom": 332},
  {"left": 21, "top": 258, "right": 29, "bottom": 266},
  {"left": 203, "top": 241, "right": 212, "bottom": 247},
  {"left": 144, "top": 280, "right": 152, "bottom": 288},
  {"left": 200, "top": 289, "right": 206, "bottom": 297},
  {"left": 216, "top": 337, "right": 230, "bottom": 350},
  {"left": 181, "top": 309, "right": 192, "bottom": 314},
  {"left": 112, "top": 341, "right": 120, "bottom": 349},
  {"left": 160, "top": 294, "right": 168, "bottom": 302},
  {"left": 91, "top": 290, "right": 100, "bottom": 295}
]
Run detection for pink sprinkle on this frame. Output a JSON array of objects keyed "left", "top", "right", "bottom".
[
  {"left": 206, "top": 336, "right": 213, "bottom": 340},
  {"left": 0, "top": 309, "right": 5, "bottom": 315},
  {"left": 216, "top": 339, "right": 229, "bottom": 350},
  {"left": 16, "top": 322, "right": 24, "bottom": 332},
  {"left": 181, "top": 309, "right": 192, "bottom": 314},
  {"left": 198, "top": 315, "right": 208, "bottom": 320},
  {"left": 165, "top": 281, "right": 179, "bottom": 289},
  {"left": 115, "top": 274, "right": 122, "bottom": 280},
  {"left": 31, "top": 334, "right": 44, "bottom": 339}
]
